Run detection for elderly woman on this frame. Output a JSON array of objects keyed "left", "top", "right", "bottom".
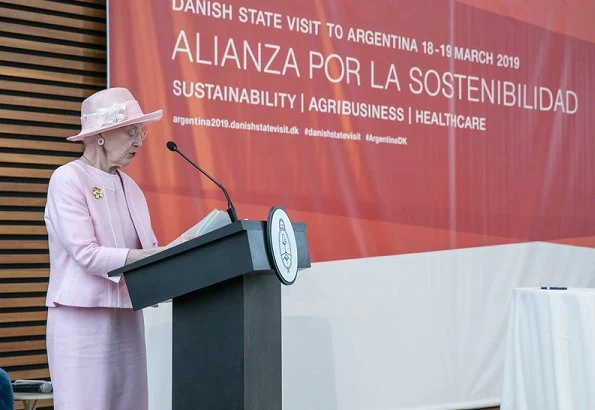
[{"left": 45, "top": 88, "right": 189, "bottom": 409}]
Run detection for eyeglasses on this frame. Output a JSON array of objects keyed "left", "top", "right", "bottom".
[{"left": 128, "top": 127, "right": 148, "bottom": 141}]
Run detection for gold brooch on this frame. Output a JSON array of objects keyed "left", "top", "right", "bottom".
[{"left": 92, "top": 187, "right": 103, "bottom": 199}]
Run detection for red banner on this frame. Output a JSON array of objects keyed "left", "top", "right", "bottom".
[{"left": 110, "top": 0, "right": 595, "bottom": 262}]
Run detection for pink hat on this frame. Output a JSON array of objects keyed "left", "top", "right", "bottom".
[{"left": 67, "top": 87, "right": 163, "bottom": 141}]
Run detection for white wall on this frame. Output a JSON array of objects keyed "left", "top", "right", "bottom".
[{"left": 145, "top": 241, "right": 595, "bottom": 410}]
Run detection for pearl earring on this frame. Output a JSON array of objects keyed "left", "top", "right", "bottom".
[{"left": 97, "top": 137, "right": 105, "bottom": 146}]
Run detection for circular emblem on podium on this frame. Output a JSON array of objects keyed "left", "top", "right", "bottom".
[{"left": 266, "top": 206, "right": 298, "bottom": 285}]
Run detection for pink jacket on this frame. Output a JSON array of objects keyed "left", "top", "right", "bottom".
[{"left": 45, "top": 160, "right": 158, "bottom": 308}]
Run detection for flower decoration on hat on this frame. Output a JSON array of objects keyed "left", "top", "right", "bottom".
[{"left": 94, "top": 103, "right": 128, "bottom": 126}]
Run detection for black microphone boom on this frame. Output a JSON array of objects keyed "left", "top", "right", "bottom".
[{"left": 166, "top": 140, "right": 239, "bottom": 222}]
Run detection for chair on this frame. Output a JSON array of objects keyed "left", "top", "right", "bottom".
[{"left": 0, "top": 368, "right": 14, "bottom": 410}]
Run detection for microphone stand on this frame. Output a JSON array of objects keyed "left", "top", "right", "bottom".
[{"left": 167, "top": 141, "right": 239, "bottom": 222}]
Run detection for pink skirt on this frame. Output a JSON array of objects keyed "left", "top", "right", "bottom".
[{"left": 46, "top": 306, "right": 148, "bottom": 410}]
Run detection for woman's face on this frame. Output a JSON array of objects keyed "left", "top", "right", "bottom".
[{"left": 100, "top": 125, "right": 146, "bottom": 169}]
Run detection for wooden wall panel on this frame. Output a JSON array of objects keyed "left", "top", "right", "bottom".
[{"left": 0, "top": 1, "right": 107, "bottom": 408}]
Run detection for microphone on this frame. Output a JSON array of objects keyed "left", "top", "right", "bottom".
[
  {"left": 166, "top": 141, "right": 239, "bottom": 222},
  {"left": 12, "top": 380, "right": 53, "bottom": 394}
]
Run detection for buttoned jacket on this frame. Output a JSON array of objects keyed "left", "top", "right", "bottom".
[{"left": 45, "top": 160, "right": 158, "bottom": 308}]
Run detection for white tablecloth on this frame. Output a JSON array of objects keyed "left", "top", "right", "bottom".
[{"left": 501, "top": 288, "right": 595, "bottom": 410}]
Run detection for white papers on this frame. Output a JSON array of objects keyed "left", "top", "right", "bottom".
[{"left": 190, "top": 208, "right": 231, "bottom": 236}]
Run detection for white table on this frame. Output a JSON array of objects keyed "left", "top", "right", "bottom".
[
  {"left": 501, "top": 287, "right": 595, "bottom": 410},
  {"left": 13, "top": 392, "right": 53, "bottom": 410}
]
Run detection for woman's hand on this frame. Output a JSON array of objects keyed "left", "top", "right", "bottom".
[{"left": 125, "top": 227, "right": 200, "bottom": 265}]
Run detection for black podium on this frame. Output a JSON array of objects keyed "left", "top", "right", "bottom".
[{"left": 109, "top": 220, "right": 310, "bottom": 410}]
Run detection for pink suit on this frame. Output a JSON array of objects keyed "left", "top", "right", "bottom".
[{"left": 45, "top": 160, "right": 158, "bottom": 409}]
